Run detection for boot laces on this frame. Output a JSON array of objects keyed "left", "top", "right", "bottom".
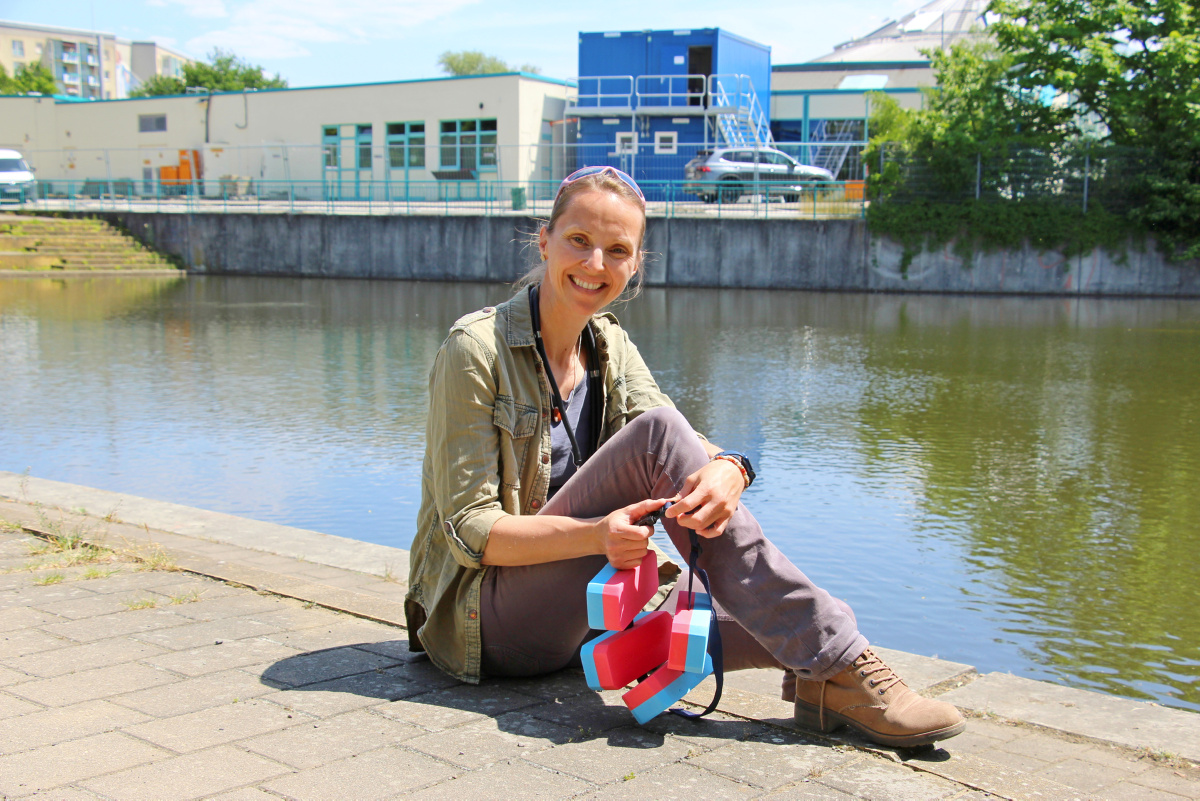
[{"left": 854, "top": 648, "right": 903, "bottom": 695}]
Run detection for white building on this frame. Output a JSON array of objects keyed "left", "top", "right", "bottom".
[
  {"left": 0, "top": 72, "right": 572, "bottom": 197},
  {"left": 770, "top": 0, "right": 991, "bottom": 156}
]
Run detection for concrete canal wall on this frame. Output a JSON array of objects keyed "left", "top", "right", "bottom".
[{"left": 92, "top": 211, "right": 1200, "bottom": 296}]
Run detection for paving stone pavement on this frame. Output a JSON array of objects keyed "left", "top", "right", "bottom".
[{"left": 2, "top": 486, "right": 1199, "bottom": 800}]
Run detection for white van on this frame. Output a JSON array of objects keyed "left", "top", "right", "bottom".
[{"left": 0, "top": 148, "right": 36, "bottom": 202}]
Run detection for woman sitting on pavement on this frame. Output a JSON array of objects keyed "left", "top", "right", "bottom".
[{"left": 404, "top": 165, "right": 966, "bottom": 748}]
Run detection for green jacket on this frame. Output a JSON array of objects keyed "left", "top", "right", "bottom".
[{"left": 405, "top": 288, "right": 681, "bottom": 682}]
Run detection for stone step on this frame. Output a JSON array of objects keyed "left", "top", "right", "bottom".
[
  {"left": 0, "top": 215, "right": 175, "bottom": 271},
  {"left": 0, "top": 227, "right": 130, "bottom": 237},
  {"left": 54, "top": 266, "right": 177, "bottom": 272},
  {"left": 12, "top": 242, "right": 159, "bottom": 253},
  {"left": 50, "top": 256, "right": 170, "bottom": 266},
  {"left": 0, "top": 238, "right": 155, "bottom": 250},
  {"left": 0, "top": 235, "right": 43, "bottom": 249},
  {"left": 0, "top": 226, "right": 120, "bottom": 237},
  {"left": 0, "top": 252, "right": 64, "bottom": 269},
  {"left": 0, "top": 218, "right": 107, "bottom": 230}
]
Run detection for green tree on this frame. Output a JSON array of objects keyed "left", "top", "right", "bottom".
[
  {"left": 867, "top": 1, "right": 1200, "bottom": 264},
  {"left": 863, "top": 40, "right": 1107, "bottom": 266},
  {"left": 437, "top": 50, "right": 540, "bottom": 76},
  {"left": 0, "top": 62, "right": 58, "bottom": 95},
  {"left": 128, "top": 73, "right": 185, "bottom": 97},
  {"left": 866, "top": 40, "right": 1074, "bottom": 198},
  {"left": 130, "top": 48, "right": 286, "bottom": 97},
  {"left": 988, "top": 0, "right": 1200, "bottom": 259}
]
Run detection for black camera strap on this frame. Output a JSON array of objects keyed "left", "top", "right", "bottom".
[{"left": 528, "top": 284, "right": 601, "bottom": 466}]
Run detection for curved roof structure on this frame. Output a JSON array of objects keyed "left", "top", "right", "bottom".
[{"left": 810, "top": 0, "right": 991, "bottom": 63}]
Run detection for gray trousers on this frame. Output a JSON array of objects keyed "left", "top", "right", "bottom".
[{"left": 480, "top": 407, "right": 868, "bottom": 691}]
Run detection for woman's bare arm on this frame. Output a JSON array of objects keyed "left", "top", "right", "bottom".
[{"left": 482, "top": 497, "right": 668, "bottom": 569}]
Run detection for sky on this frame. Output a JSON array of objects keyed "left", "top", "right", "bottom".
[{"left": 1, "top": 0, "right": 925, "bottom": 87}]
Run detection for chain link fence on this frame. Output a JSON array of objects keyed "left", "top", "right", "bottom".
[{"left": 873, "top": 143, "right": 1149, "bottom": 216}]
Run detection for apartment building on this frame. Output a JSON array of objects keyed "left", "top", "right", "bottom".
[{"left": 0, "top": 19, "right": 190, "bottom": 99}]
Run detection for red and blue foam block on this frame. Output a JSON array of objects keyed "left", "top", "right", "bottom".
[
  {"left": 667, "top": 606, "right": 713, "bottom": 674},
  {"left": 580, "top": 610, "right": 672, "bottom": 691},
  {"left": 586, "top": 550, "right": 659, "bottom": 632},
  {"left": 621, "top": 653, "right": 714, "bottom": 725}
]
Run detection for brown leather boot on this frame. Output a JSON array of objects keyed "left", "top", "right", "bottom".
[{"left": 792, "top": 648, "right": 966, "bottom": 748}]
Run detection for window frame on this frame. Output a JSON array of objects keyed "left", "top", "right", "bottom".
[
  {"left": 356, "top": 124, "right": 373, "bottom": 170},
  {"left": 438, "top": 118, "right": 498, "bottom": 172},
  {"left": 386, "top": 121, "right": 426, "bottom": 170},
  {"left": 653, "top": 131, "right": 677, "bottom": 155},
  {"left": 138, "top": 114, "right": 167, "bottom": 134}
]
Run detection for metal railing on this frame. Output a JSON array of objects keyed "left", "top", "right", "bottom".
[
  {"left": 634, "top": 74, "right": 707, "bottom": 108},
  {"left": 16, "top": 139, "right": 872, "bottom": 193},
  {"left": 3, "top": 177, "right": 867, "bottom": 221}
]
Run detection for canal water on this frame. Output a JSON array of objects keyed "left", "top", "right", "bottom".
[{"left": 2, "top": 275, "right": 1198, "bottom": 712}]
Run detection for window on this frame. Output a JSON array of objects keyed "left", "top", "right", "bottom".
[
  {"left": 386, "top": 122, "right": 426, "bottom": 169},
  {"left": 138, "top": 114, "right": 167, "bottom": 133},
  {"left": 615, "top": 131, "right": 636, "bottom": 155},
  {"left": 12, "top": 40, "right": 24, "bottom": 58},
  {"left": 356, "top": 124, "right": 372, "bottom": 169},
  {"left": 439, "top": 118, "right": 497, "bottom": 172},
  {"left": 654, "top": 131, "right": 677, "bottom": 155},
  {"left": 322, "top": 126, "right": 338, "bottom": 168}
]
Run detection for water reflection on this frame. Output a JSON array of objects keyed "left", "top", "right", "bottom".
[{"left": 1, "top": 276, "right": 1198, "bottom": 711}]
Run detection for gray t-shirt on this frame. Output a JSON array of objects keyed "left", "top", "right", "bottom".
[{"left": 547, "top": 371, "right": 594, "bottom": 498}]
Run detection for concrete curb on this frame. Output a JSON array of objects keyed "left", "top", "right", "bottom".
[{"left": 0, "top": 472, "right": 409, "bottom": 580}]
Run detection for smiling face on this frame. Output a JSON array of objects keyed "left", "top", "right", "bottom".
[{"left": 537, "top": 187, "right": 645, "bottom": 322}]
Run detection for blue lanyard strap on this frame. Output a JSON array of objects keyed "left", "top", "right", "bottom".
[{"left": 670, "top": 530, "right": 724, "bottom": 719}]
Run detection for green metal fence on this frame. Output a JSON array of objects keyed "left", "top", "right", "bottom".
[{"left": 4, "top": 177, "right": 867, "bottom": 221}]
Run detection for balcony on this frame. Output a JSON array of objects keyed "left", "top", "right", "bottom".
[
  {"left": 86, "top": 75, "right": 99, "bottom": 86},
  {"left": 61, "top": 72, "right": 80, "bottom": 85},
  {"left": 60, "top": 51, "right": 80, "bottom": 65},
  {"left": 85, "top": 55, "right": 98, "bottom": 66}
]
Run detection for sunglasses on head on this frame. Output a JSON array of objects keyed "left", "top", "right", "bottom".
[{"left": 556, "top": 165, "right": 645, "bottom": 205}]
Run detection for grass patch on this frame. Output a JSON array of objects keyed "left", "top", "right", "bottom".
[
  {"left": 34, "top": 572, "right": 65, "bottom": 585},
  {"left": 81, "top": 566, "right": 118, "bottom": 580},
  {"left": 123, "top": 596, "right": 159, "bottom": 610},
  {"left": 28, "top": 511, "right": 90, "bottom": 555},
  {"left": 169, "top": 589, "right": 203, "bottom": 605},
  {"left": 135, "top": 546, "right": 179, "bottom": 572}
]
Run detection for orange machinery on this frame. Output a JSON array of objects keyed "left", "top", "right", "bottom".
[{"left": 160, "top": 150, "right": 203, "bottom": 186}]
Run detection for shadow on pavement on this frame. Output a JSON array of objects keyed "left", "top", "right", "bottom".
[{"left": 257, "top": 639, "right": 834, "bottom": 752}]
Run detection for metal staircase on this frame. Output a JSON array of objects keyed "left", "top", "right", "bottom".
[
  {"left": 708, "top": 74, "right": 774, "bottom": 150},
  {"left": 807, "top": 120, "right": 858, "bottom": 177}
]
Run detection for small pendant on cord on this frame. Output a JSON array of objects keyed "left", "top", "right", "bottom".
[{"left": 552, "top": 408, "right": 562, "bottom": 423}]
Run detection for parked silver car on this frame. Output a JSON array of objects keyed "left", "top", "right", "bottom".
[{"left": 683, "top": 147, "right": 834, "bottom": 203}]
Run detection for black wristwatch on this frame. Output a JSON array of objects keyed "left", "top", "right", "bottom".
[{"left": 713, "top": 450, "right": 756, "bottom": 488}]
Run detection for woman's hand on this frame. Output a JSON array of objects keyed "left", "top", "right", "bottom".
[
  {"left": 594, "top": 497, "right": 671, "bottom": 569},
  {"left": 665, "top": 458, "right": 745, "bottom": 538}
]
